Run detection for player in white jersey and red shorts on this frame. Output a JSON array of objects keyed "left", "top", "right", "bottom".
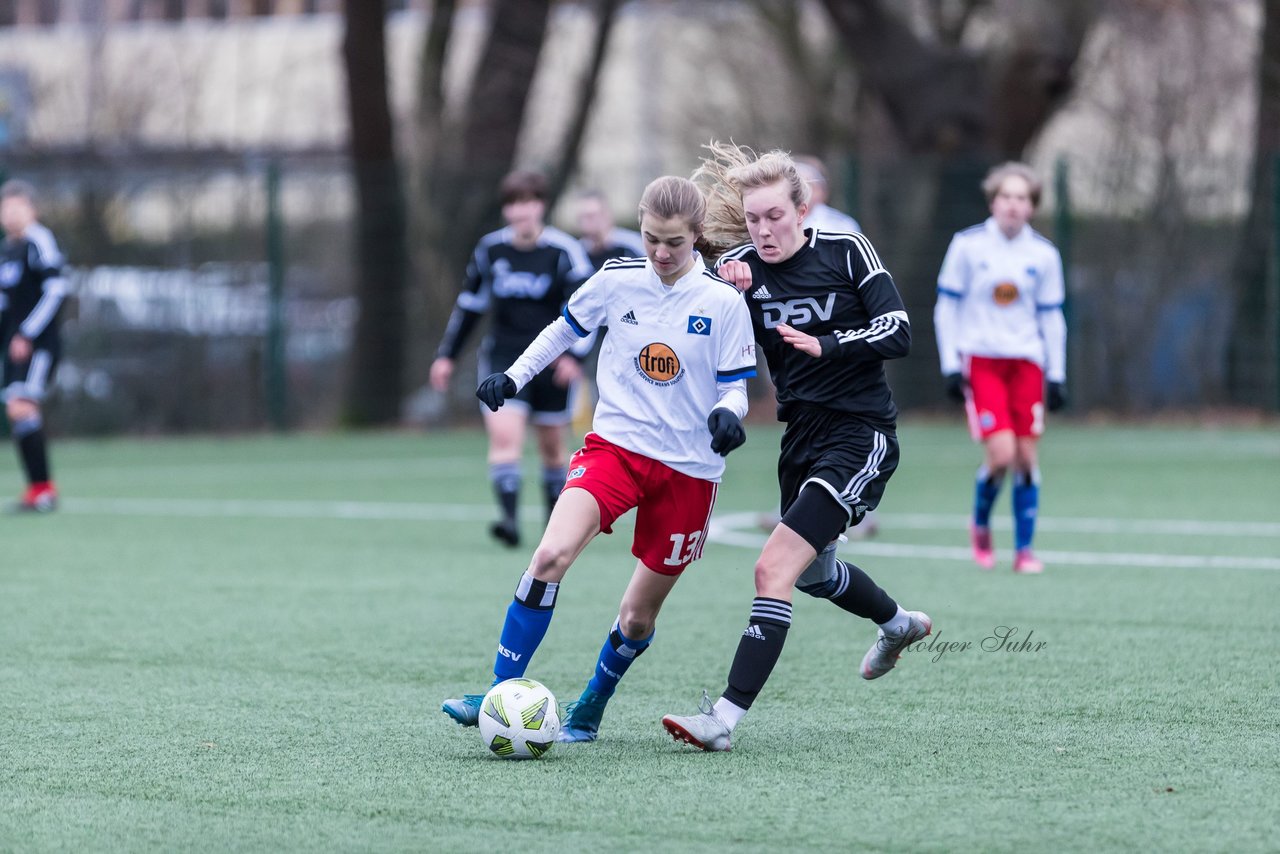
[
  {"left": 441, "top": 176, "right": 758, "bottom": 742},
  {"left": 933, "top": 162, "right": 1068, "bottom": 574}
]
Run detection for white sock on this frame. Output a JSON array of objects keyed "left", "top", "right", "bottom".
[
  {"left": 878, "top": 606, "right": 910, "bottom": 635},
  {"left": 713, "top": 697, "right": 748, "bottom": 730}
]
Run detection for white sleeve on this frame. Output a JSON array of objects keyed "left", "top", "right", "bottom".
[
  {"left": 933, "top": 235, "right": 967, "bottom": 376},
  {"left": 713, "top": 383, "right": 748, "bottom": 420},
  {"left": 568, "top": 328, "right": 599, "bottom": 359},
  {"left": 504, "top": 317, "right": 580, "bottom": 390},
  {"left": 1038, "top": 248, "right": 1068, "bottom": 382},
  {"left": 563, "top": 271, "right": 609, "bottom": 334},
  {"left": 715, "top": 294, "right": 758, "bottom": 380}
]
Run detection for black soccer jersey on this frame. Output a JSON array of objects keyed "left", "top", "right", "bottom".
[
  {"left": 716, "top": 228, "right": 910, "bottom": 428},
  {"left": 582, "top": 228, "right": 645, "bottom": 272},
  {"left": 0, "top": 222, "right": 67, "bottom": 349},
  {"left": 437, "top": 225, "right": 595, "bottom": 363}
]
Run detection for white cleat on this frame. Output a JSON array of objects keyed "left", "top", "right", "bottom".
[
  {"left": 661, "top": 691, "right": 732, "bottom": 752},
  {"left": 861, "top": 611, "right": 933, "bottom": 680}
]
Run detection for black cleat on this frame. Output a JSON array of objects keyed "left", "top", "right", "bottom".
[{"left": 489, "top": 519, "right": 521, "bottom": 548}]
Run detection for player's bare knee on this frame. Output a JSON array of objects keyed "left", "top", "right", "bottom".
[
  {"left": 616, "top": 611, "right": 655, "bottom": 641},
  {"left": 528, "top": 542, "right": 574, "bottom": 579},
  {"left": 753, "top": 559, "right": 792, "bottom": 599}
]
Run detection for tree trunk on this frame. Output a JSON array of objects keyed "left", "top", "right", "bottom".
[
  {"left": 817, "top": 0, "right": 1095, "bottom": 408},
  {"left": 448, "top": 0, "right": 552, "bottom": 244},
  {"left": 342, "top": 0, "right": 409, "bottom": 425},
  {"left": 411, "top": 0, "right": 553, "bottom": 390},
  {"left": 1228, "top": 0, "right": 1280, "bottom": 409},
  {"left": 547, "top": 0, "right": 623, "bottom": 204}
]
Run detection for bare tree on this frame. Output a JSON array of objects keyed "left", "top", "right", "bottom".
[
  {"left": 810, "top": 0, "right": 1098, "bottom": 406},
  {"left": 342, "top": 0, "right": 409, "bottom": 425},
  {"left": 410, "top": 0, "right": 622, "bottom": 396},
  {"left": 1229, "top": 0, "right": 1280, "bottom": 408}
]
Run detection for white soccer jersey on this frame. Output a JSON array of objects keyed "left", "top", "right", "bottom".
[
  {"left": 507, "top": 253, "right": 757, "bottom": 481},
  {"left": 934, "top": 217, "right": 1067, "bottom": 382},
  {"left": 804, "top": 203, "right": 862, "bottom": 236}
]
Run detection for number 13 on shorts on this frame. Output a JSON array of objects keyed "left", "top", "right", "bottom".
[{"left": 664, "top": 531, "right": 704, "bottom": 567}]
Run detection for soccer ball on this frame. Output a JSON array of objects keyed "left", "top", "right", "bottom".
[{"left": 478, "top": 678, "right": 560, "bottom": 759}]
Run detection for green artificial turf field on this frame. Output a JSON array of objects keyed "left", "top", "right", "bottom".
[{"left": 1, "top": 422, "right": 1277, "bottom": 852}]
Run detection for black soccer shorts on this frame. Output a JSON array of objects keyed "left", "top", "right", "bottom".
[
  {"left": 480, "top": 350, "right": 577, "bottom": 426},
  {"left": 777, "top": 406, "right": 899, "bottom": 542}
]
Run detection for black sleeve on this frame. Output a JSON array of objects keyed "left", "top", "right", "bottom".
[
  {"left": 436, "top": 305, "right": 485, "bottom": 359},
  {"left": 815, "top": 245, "right": 911, "bottom": 362},
  {"left": 436, "top": 243, "right": 489, "bottom": 359}
]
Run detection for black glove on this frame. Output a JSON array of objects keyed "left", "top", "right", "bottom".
[
  {"left": 1047, "top": 381, "right": 1067, "bottom": 412},
  {"left": 707, "top": 409, "right": 746, "bottom": 456},
  {"left": 944, "top": 372, "right": 965, "bottom": 404},
  {"left": 476, "top": 373, "right": 517, "bottom": 412}
]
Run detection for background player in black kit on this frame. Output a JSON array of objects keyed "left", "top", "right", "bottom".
[
  {"left": 0, "top": 179, "right": 68, "bottom": 513},
  {"left": 661, "top": 144, "right": 932, "bottom": 751},
  {"left": 430, "top": 170, "right": 596, "bottom": 548}
]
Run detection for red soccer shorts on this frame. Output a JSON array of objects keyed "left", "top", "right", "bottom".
[
  {"left": 564, "top": 433, "right": 718, "bottom": 575},
  {"left": 965, "top": 355, "right": 1045, "bottom": 440}
]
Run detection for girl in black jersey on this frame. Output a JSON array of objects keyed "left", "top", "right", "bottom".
[
  {"left": 430, "top": 171, "right": 595, "bottom": 548},
  {"left": 661, "top": 143, "right": 932, "bottom": 751}
]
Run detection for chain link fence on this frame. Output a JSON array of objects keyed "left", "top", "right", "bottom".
[{"left": 0, "top": 148, "right": 1273, "bottom": 435}]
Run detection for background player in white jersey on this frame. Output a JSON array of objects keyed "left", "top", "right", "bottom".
[
  {"left": 933, "top": 162, "right": 1067, "bottom": 574},
  {"left": 0, "top": 180, "right": 68, "bottom": 513},
  {"left": 660, "top": 144, "right": 931, "bottom": 752},
  {"left": 441, "top": 176, "right": 758, "bottom": 742},
  {"left": 795, "top": 155, "right": 862, "bottom": 235},
  {"left": 430, "top": 170, "right": 596, "bottom": 549}
]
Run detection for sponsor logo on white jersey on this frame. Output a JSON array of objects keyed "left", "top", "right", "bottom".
[
  {"left": 687, "top": 315, "right": 711, "bottom": 335},
  {"left": 620, "top": 310, "right": 639, "bottom": 325},
  {"left": 634, "top": 342, "right": 685, "bottom": 387}
]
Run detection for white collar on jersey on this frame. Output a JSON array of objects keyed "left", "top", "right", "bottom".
[
  {"left": 650, "top": 250, "right": 706, "bottom": 289},
  {"left": 984, "top": 216, "right": 1031, "bottom": 243}
]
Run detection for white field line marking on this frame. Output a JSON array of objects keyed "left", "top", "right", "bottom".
[
  {"left": 54, "top": 500, "right": 1280, "bottom": 571},
  {"left": 707, "top": 513, "right": 1280, "bottom": 572},
  {"left": 64, "top": 456, "right": 480, "bottom": 481},
  {"left": 873, "top": 513, "right": 1280, "bottom": 538}
]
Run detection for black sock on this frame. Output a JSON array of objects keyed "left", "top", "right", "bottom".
[
  {"left": 490, "top": 462, "right": 521, "bottom": 525},
  {"left": 542, "top": 466, "right": 566, "bottom": 520},
  {"left": 14, "top": 416, "right": 50, "bottom": 484},
  {"left": 722, "top": 597, "right": 792, "bottom": 711},
  {"left": 828, "top": 560, "right": 897, "bottom": 624}
]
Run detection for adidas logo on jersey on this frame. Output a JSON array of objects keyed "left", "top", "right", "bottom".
[
  {"left": 742, "top": 624, "right": 767, "bottom": 641},
  {"left": 621, "top": 310, "right": 639, "bottom": 325},
  {"left": 750, "top": 285, "right": 773, "bottom": 300}
]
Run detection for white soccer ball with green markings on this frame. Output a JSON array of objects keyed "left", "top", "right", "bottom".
[{"left": 478, "top": 678, "right": 560, "bottom": 760}]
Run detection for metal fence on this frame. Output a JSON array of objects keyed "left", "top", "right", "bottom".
[{"left": 0, "top": 148, "right": 1274, "bottom": 435}]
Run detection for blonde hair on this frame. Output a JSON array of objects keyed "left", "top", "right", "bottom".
[
  {"left": 692, "top": 141, "right": 810, "bottom": 259},
  {"left": 982, "top": 161, "right": 1042, "bottom": 207},
  {"left": 637, "top": 175, "right": 706, "bottom": 235}
]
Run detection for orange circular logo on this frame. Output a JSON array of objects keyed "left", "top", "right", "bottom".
[
  {"left": 636, "top": 342, "right": 681, "bottom": 384},
  {"left": 992, "top": 282, "right": 1020, "bottom": 305}
]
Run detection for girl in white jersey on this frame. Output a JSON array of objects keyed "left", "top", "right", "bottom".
[
  {"left": 441, "top": 176, "right": 758, "bottom": 743},
  {"left": 933, "top": 162, "right": 1068, "bottom": 574}
]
